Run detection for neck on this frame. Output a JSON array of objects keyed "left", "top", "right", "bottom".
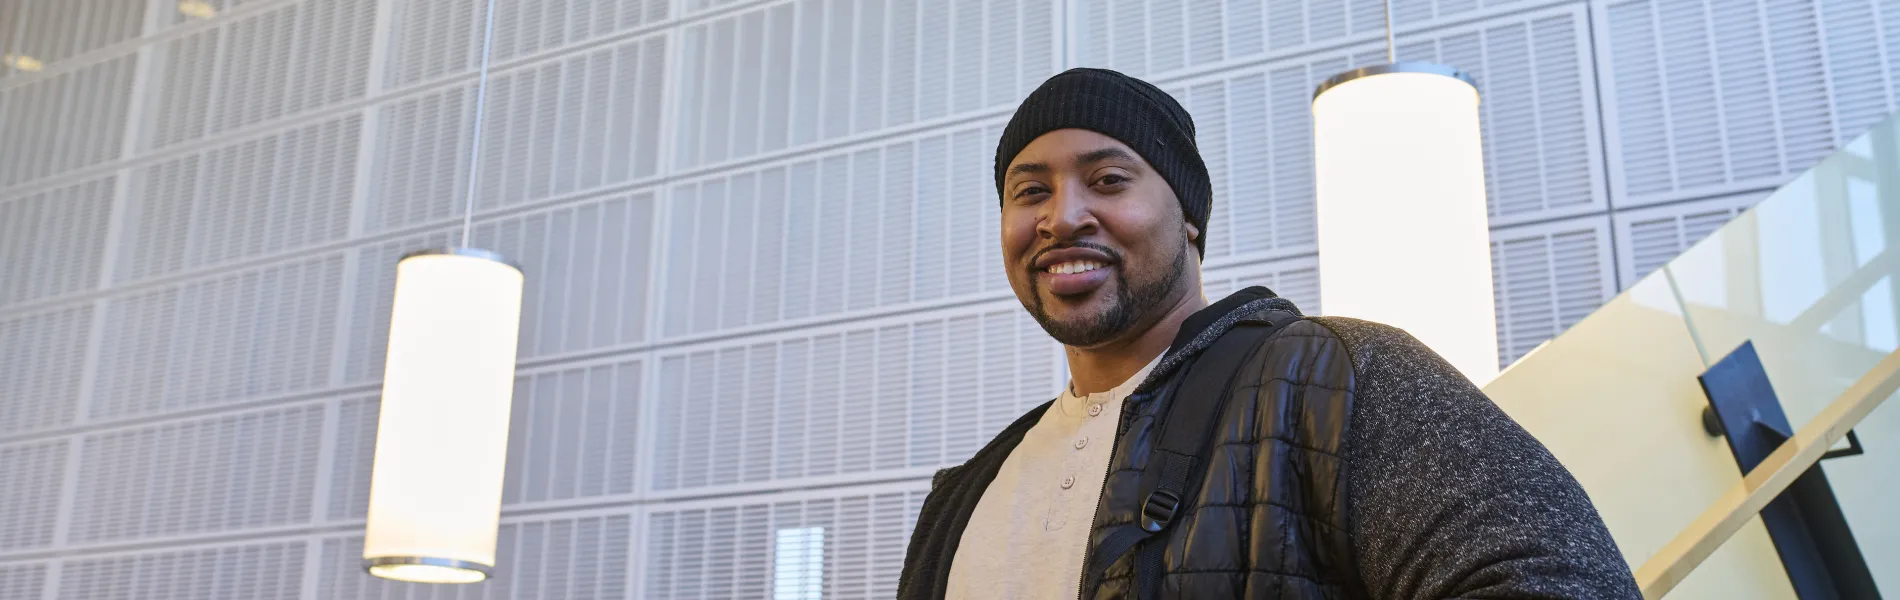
[{"left": 1064, "top": 288, "right": 1208, "bottom": 395}]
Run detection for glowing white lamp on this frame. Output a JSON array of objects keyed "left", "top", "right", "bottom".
[
  {"left": 363, "top": 249, "right": 524, "bottom": 583},
  {"left": 1312, "top": 62, "right": 1500, "bottom": 384}
]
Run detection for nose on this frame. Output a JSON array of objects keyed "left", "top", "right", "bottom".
[{"left": 1037, "top": 181, "right": 1099, "bottom": 242}]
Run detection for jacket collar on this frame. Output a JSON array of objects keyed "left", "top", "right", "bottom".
[{"left": 1133, "top": 286, "right": 1302, "bottom": 394}]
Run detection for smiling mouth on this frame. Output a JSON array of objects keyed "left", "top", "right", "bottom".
[{"left": 1044, "top": 260, "right": 1109, "bottom": 275}]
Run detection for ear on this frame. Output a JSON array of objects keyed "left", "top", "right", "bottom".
[{"left": 1185, "top": 222, "right": 1201, "bottom": 241}]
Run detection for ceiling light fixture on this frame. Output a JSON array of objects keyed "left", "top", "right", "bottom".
[
  {"left": 362, "top": 0, "right": 522, "bottom": 584},
  {"left": 176, "top": 0, "right": 217, "bottom": 19},
  {"left": 1311, "top": 0, "right": 1499, "bottom": 384},
  {"left": 2, "top": 54, "right": 44, "bottom": 72}
]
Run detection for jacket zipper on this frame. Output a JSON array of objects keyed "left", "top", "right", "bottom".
[{"left": 1077, "top": 390, "right": 1145, "bottom": 600}]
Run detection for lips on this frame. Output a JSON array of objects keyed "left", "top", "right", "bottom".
[{"left": 1032, "top": 246, "right": 1118, "bottom": 297}]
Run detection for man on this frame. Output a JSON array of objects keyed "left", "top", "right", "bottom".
[{"left": 899, "top": 68, "right": 1640, "bottom": 599}]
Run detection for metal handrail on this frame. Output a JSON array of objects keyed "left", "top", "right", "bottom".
[{"left": 1633, "top": 348, "right": 1900, "bottom": 598}]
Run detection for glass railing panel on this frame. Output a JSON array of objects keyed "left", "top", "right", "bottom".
[
  {"left": 1485, "top": 275, "right": 1795, "bottom": 598},
  {"left": 1661, "top": 115, "right": 1900, "bottom": 595}
]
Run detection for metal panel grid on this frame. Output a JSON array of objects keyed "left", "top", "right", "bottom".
[
  {"left": 1613, "top": 191, "right": 1766, "bottom": 284},
  {"left": 0, "top": 54, "right": 136, "bottom": 189},
  {"left": 1071, "top": 0, "right": 1581, "bottom": 81},
  {"left": 343, "top": 192, "right": 656, "bottom": 386},
  {"left": 146, "top": 0, "right": 375, "bottom": 149},
  {"left": 314, "top": 512, "right": 635, "bottom": 600},
  {"left": 329, "top": 358, "right": 643, "bottom": 521},
  {"left": 120, "top": 114, "right": 361, "bottom": 283},
  {"left": 0, "top": 305, "right": 92, "bottom": 436},
  {"left": 1597, "top": 0, "right": 1900, "bottom": 208},
  {"left": 55, "top": 539, "right": 307, "bottom": 600},
  {"left": 0, "top": 0, "right": 146, "bottom": 78},
  {"left": 0, "top": 0, "right": 1897, "bottom": 597},
  {"left": 1156, "top": 2, "right": 1605, "bottom": 264},
  {"left": 0, "top": 176, "right": 114, "bottom": 306},
  {"left": 67, "top": 402, "right": 324, "bottom": 545},
  {"left": 1200, "top": 255, "right": 1324, "bottom": 314},
  {"left": 0, "top": 563, "right": 47, "bottom": 600},
  {"left": 0, "top": 440, "right": 67, "bottom": 550},
  {"left": 381, "top": 0, "right": 670, "bottom": 89},
  {"left": 88, "top": 253, "right": 342, "bottom": 422},
  {"left": 658, "top": 121, "right": 1009, "bottom": 339},
  {"left": 639, "top": 481, "right": 927, "bottom": 599},
  {"left": 648, "top": 301, "right": 1061, "bottom": 495},
  {"left": 671, "top": 0, "right": 1059, "bottom": 170},
  {"left": 365, "top": 35, "right": 668, "bottom": 235},
  {"left": 1490, "top": 215, "right": 1618, "bottom": 367}
]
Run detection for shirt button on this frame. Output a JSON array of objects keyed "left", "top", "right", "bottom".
[
  {"left": 1087, "top": 404, "right": 1103, "bottom": 417},
  {"left": 1074, "top": 437, "right": 1088, "bottom": 449},
  {"left": 1060, "top": 476, "right": 1076, "bottom": 489}
]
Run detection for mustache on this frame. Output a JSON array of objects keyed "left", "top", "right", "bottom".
[{"left": 1028, "top": 241, "right": 1123, "bottom": 270}]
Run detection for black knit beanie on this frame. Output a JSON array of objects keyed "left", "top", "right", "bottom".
[{"left": 994, "top": 67, "right": 1212, "bottom": 257}]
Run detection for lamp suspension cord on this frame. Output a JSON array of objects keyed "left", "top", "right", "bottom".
[
  {"left": 1383, "top": 0, "right": 1396, "bottom": 63},
  {"left": 459, "top": 0, "right": 500, "bottom": 248}
]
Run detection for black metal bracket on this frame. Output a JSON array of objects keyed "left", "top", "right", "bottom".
[
  {"left": 1706, "top": 405, "right": 1867, "bottom": 462},
  {"left": 1822, "top": 430, "right": 1866, "bottom": 461},
  {"left": 1699, "top": 341, "right": 1882, "bottom": 599}
]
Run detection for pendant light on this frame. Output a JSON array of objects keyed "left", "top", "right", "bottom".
[
  {"left": 362, "top": 0, "right": 523, "bottom": 584},
  {"left": 1311, "top": 0, "right": 1499, "bottom": 384}
]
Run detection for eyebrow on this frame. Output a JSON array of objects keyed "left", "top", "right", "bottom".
[
  {"left": 1076, "top": 147, "right": 1137, "bottom": 166},
  {"left": 1007, "top": 161, "right": 1050, "bottom": 178},
  {"left": 1006, "top": 147, "right": 1138, "bottom": 180}
]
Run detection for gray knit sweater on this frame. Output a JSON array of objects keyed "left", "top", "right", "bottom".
[{"left": 1318, "top": 316, "right": 1641, "bottom": 598}]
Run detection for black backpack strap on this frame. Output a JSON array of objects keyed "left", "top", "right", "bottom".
[{"left": 1081, "top": 311, "right": 1297, "bottom": 598}]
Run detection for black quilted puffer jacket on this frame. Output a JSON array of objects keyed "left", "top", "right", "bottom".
[{"left": 900, "top": 287, "right": 1640, "bottom": 599}]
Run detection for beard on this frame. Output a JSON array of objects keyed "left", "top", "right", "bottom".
[{"left": 1027, "top": 235, "right": 1191, "bottom": 348}]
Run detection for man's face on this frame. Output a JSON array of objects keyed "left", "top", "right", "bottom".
[{"left": 1000, "top": 129, "right": 1198, "bottom": 348}]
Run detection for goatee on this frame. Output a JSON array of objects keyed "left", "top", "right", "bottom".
[{"left": 1028, "top": 238, "right": 1190, "bottom": 347}]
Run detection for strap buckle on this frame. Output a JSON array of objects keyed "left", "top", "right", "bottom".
[{"left": 1140, "top": 489, "right": 1181, "bottom": 533}]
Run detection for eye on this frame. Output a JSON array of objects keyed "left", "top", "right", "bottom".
[
  {"left": 1014, "top": 184, "right": 1050, "bottom": 201},
  {"left": 1095, "top": 173, "right": 1130, "bottom": 187}
]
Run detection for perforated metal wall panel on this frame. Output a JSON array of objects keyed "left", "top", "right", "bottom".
[
  {"left": 0, "top": 440, "right": 66, "bottom": 550},
  {"left": 383, "top": 0, "right": 669, "bottom": 89},
  {"left": 122, "top": 115, "right": 361, "bottom": 282},
  {"left": 1490, "top": 217, "right": 1617, "bottom": 366},
  {"left": 672, "top": 0, "right": 1057, "bottom": 169},
  {"left": 90, "top": 254, "right": 342, "bottom": 422},
  {"left": 660, "top": 123, "right": 1008, "bottom": 338},
  {"left": 1599, "top": 0, "right": 1900, "bottom": 207},
  {"left": 314, "top": 514, "right": 634, "bottom": 600},
  {"left": 56, "top": 540, "right": 306, "bottom": 600},
  {"left": 330, "top": 360, "right": 642, "bottom": 520},
  {"left": 3, "top": 0, "right": 1896, "bottom": 596},
  {"left": 0, "top": 305, "right": 91, "bottom": 436},
  {"left": 650, "top": 305, "right": 1058, "bottom": 492},
  {"left": 1156, "top": 3, "right": 1604, "bottom": 261},
  {"left": 0, "top": 54, "right": 135, "bottom": 188},
  {"left": 367, "top": 35, "right": 668, "bottom": 234},
  {"left": 0, "top": 176, "right": 113, "bottom": 306},
  {"left": 641, "top": 485, "right": 926, "bottom": 599},
  {"left": 1615, "top": 192, "right": 1765, "bottom": 283},
  {"left": 147, "top": 0, "right": 374, "bottom": 148},
  {"left": 345, "top": 192, "right": 655, "bottom": 385},
  {"left": 0, "top": 563, "right": 47, "bottom": 600},
  {"left": 1201, "top": 257, "right": 1323, "bottom": 314},
  {"left": 1072, "top": 0, "right": 1609, "bottom": 81},
  {"left": 68, "top": 403, "right": 323, "bottom": 544},
  {"left": 0, "top": 1, "right": 145, "bottom": 72}
]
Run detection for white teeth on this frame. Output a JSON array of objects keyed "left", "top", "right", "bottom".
[{"left": 1048, "top": 260, "right": 1106, "bottom": 275}]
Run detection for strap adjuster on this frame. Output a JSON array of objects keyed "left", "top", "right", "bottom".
[{"left": 1140, "top": 489, "right": 1181, "bottom": 532}]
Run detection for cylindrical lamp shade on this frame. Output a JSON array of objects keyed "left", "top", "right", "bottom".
[
  {"left": 1312, "top": 62, "right": 1501, "bottom": 385},
  {"left": 364, "top": 249, "right": 525, "bottom": 584}
]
